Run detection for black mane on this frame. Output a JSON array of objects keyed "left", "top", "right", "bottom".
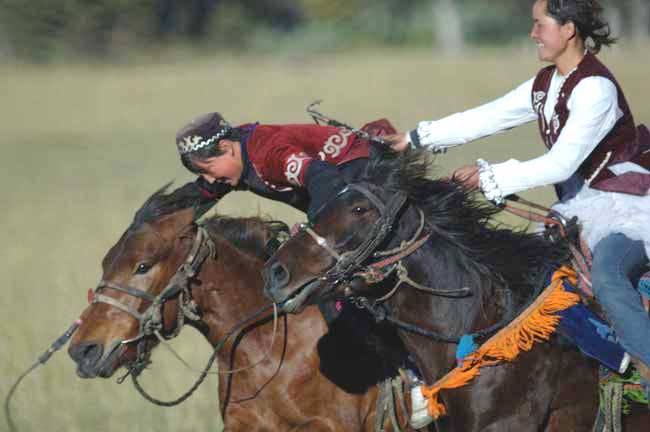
[
  {"left": 363, "top": 150, "right": 569, "bottom": 305},
  {"left": 203, "top": 216, "right": 288, "bottom": 260},
  {"left": 130, "top": 181, "right": 214, "bottom": 230},
  {"left": 131, "top": 182, "right": 288, "bottom": 260}
]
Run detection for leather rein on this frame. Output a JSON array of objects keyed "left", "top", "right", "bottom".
[
  {"left": 89, "top": 224, "right": 285, "bottom": 408},
  {"left": 302, "top": 184, "right": 471, "bottom": 298},
  {"left": 298, "top": 184, "right": 488, "bottom": 343},
  {"left": 298, "top": 186, "right": 552, "bottom": 345}
]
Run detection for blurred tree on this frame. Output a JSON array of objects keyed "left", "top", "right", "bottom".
[
  {"left": 0, "top": 0, "right": 69, "bottom": 61},
  {"left": 0, "top": 0, "right": 647, "bottom": 61},
  {"left": 615, "top": 0, "right": 650, "bottom": 40},
  {"left": 155, "top": 0, "right": 301, "bottom": 40},
  {"left": 433, "top": 0, "right": 464, "bottom": 52}
]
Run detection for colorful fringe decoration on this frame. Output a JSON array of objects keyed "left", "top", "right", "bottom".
[{"left": 421, "top": 266, "right": 581, "bottom": 419}]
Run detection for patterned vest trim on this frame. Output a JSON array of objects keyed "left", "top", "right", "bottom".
[
  {"left": 531, "top": 52, "right": 650, "bottom": 196},
  {"left": 237, "top": 119, "right": 396, "bottom": 212}
]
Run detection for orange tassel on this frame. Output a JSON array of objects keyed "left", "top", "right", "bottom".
[{"left": 421, "top": 266, "right": 580, "bottom": 418}]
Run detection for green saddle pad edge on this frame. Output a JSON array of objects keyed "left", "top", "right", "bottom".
[{"left": 599, "top": 367, "right": 649, "bottom": 414}]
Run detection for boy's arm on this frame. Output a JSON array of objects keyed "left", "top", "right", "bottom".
[{"left": 303, "top": 160, "right": 347, "bottom": 222}]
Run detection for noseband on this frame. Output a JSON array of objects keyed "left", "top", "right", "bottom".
[
  {"left": 302, "top": 184, "right": 472, "bottom": 299},
  {"left": 90, "top": 225, "right": 215, "bottom": 374},
  {"left": 303, "top": 184, "right": 408, "bottom": 285}
]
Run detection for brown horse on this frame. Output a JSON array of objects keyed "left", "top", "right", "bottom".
[
  {"left": 67, "top": 182, "right": 415, "bottom": 431},
  {"left": 263, "top": 150, "right": 650, "bottom": 431}
]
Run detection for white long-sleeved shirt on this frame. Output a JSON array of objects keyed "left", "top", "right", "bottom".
[
  {"left": 414, "top": 71, "right": 650, "bottom": 255},
  {"left": 416, "top": 71, "right": 626, "bottom": 197}
]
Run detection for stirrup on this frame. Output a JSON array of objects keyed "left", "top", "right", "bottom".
[
  {"left": 409, "top": 384, "right": 434, "bottom": 429},
  {"left": 400, "top": 367, "right": 434, "bottom": 429}
]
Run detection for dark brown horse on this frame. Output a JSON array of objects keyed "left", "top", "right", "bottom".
[
  {"left": 263, "top": 150, "right": 650, "bottom": 431},
  {"left": 67, "top": 183, "right": 414, "bottom": 431}
]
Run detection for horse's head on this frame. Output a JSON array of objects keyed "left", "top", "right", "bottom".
[
  {"left": 263, "top": 151, "right": 438, "bottom": 313},
  {"left": 266, "top": 183, "right": 402, "bottom": 311},
  {"left": 68, "top": 183, "right": 211, "bottom": 379}
]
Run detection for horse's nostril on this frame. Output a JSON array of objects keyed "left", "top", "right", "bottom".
[
  {"left": 271, "top": 261, "right": 290, "bottom": 286},
  {"left": 69, "top": 341, "right": 103, "bottom": 366}
]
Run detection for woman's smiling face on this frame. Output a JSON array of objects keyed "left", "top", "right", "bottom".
[{"left": 530, "top": 0, "right": 574, "bottom": 63}]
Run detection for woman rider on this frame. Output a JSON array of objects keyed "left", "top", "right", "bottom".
[{"left": 393, "top": 0, "right": 650, "bottom": 393}]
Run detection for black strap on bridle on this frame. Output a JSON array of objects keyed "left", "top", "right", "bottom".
[
  {"left": 90, "top": 224, "right": 215, "bottom": 381},
  {"left": 315, "top": 184, "right": 408, "bottom": 285},
  {"left": 129, "top": 303, "right": 275, "bottom": 407},
  {"left": 103, "top": 226, "right": 209, "bottom": 320},
  {"left": 305, "top": 184, "right": 526, "bottom": 345},
  {"left": 354, "top": 297, "right": 508, "bottom": 344},
  {"left": 305, "top": 185, "right": 470, "bottom": 298}
]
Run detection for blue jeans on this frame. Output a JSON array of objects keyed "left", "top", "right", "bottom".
[{"left": 592, "top": 233, "right": 650, "bottom": 365}]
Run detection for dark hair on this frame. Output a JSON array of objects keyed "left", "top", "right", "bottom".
[
  {"left": 545, "top": 0, "right": 616, "bottom": 53},
  {"left": 180, "top": 126, "right": 247, "bottom": 174}
]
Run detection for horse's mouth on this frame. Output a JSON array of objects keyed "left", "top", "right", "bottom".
[
  {"left": 279, "top": 279, "right": 324, "bottom": 314},
  {"left": 75, "top": 342, "right": 126, "bottom": 379}
]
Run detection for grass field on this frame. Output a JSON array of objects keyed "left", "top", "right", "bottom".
[{"left": 1, "top": 45, "right": 649, "bottom": 432}]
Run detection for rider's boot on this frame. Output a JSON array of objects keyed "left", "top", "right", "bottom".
[{"left": 619, "top": 352, "right": 631, "bottom": 374}]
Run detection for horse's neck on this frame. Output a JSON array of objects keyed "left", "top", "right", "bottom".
[
  {"left": 190, "top": 239, "right": 328, "bottom": 409},
  {"left": 387, "top": 206, "right": 504, "bottom": 382},
  {"left": 191, "top": 239, "right": 274, "bottom": 357}
]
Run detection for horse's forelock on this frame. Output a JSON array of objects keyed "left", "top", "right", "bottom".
[{"left": 130, "top": 181, "right": 214, "bottom": 231}]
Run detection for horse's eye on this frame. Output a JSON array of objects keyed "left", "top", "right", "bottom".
[
  {"left": 352, "top": 206, "right": 369, "bottom": 215},
  {"left": 134, "top": 263, "right": 152, "bottom": 275}
]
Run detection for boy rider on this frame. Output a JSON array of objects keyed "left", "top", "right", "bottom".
[{"left": 177, "top": 112, "right": 394, "bottom": 219}]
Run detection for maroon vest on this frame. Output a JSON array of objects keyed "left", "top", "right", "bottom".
[{"left": 531, "top": 52, "right": 650, "bottom": 196}]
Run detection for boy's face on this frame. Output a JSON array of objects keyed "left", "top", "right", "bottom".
[{"left": 194, "top": 139, "right": 244, "bottom": 186}]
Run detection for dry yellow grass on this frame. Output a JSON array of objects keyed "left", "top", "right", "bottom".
[{"left": 1, "top": 45, "right": 649, "bottom": 431}]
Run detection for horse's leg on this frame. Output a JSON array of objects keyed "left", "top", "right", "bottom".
[
  {"left": 543, "top": 354, "right": 599, "bottom": 432},
  {"left": 623, "top": 403, "right": 650, "bottom": 431},
  {"left": 544, "top": 404, "right": 599, "bottom": 432}
]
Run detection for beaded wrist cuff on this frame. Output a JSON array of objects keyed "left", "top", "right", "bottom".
[{"left": 477, "top": 159, "right": 504, "bottom": 205}]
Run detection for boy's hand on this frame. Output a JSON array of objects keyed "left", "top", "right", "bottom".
[{"left": 195, "top": 177, "right": 232, "bottom": 199}]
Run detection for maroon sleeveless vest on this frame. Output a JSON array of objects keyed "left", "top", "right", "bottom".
[{"left": 531, "top": 52, "right": 650, "bottom": 196}]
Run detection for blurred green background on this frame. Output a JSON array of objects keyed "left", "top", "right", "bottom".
[{"left": 1, "top": 1, "right": 649, "bottom": 431}]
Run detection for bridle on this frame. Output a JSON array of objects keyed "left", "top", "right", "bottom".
[
  {"left": 299, "top": 187, "right": 591, "bottom": 347},
  {"left": 302, "top": 184, "right": 408, "bottom": 285},
  {"left": 301, "top": 184, "right": 471, "bottom": 298},
  {"left": 6, "top": 220, "right": 286, "bottom": 429},
  {"left": 90, "top": 224, "right": 215, "bottom": 377},
  {"left": 297, "top": 183, "right": 518, "bottom": 344}
]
